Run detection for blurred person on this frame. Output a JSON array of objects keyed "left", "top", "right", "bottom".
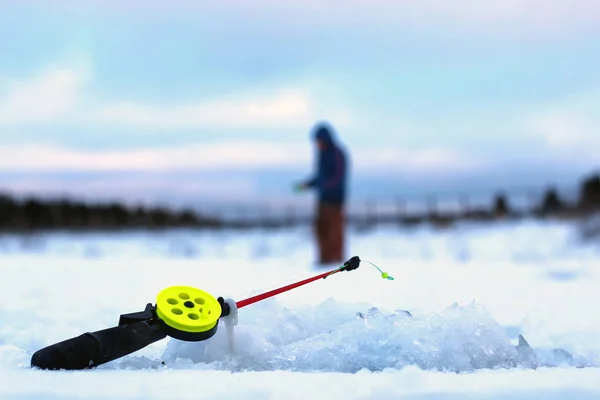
[{"left": 295, "top": 122, "right": 349, "bottom": 266}]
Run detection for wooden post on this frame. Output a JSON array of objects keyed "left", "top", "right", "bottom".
[
  {"left": 528, "top": 189, "right": 538, "bottom": 216},
  {"left": 286, "top": 205, "right": 295, "bottom": 227},
  {"left": 262, "top": 204, "right": 269, "bottom": 228},
  {"left": 365, "top": 200, "right": 375, "bottom": 227},
  {"left": 396, "top": 197, "right": 405, "bottom": 224},
  {"left": 459, "top": 193, "right": 470, "bottom": 218},
  {"left": 427, "top": 195, "right": 437, "bottom": 220}
]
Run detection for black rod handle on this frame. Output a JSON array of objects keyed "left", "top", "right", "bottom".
[{"left": 31, "top": 320, "right": 167, "bottom": 370}]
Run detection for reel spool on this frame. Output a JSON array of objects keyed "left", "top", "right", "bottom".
[{"left": 155, "top": 285, "right": 223, "bottom": 342}]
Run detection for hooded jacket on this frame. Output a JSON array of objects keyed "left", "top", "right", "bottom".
[{"left": 306, "top": 124, "right": 348, "bottom": 205}]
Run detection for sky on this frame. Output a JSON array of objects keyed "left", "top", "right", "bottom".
[{"left": 1, "top": 0, "right": 599, "bottom": 211}]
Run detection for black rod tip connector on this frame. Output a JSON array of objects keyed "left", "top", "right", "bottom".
[{"left": 342, "top": 256, "right": 361, "bottom": 272}]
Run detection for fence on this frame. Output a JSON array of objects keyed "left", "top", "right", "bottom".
[
  {"left": 1, "top": 177, "right": 596, "bottom": 232},
  {"left": 193, "top": 183, "right": 586, "bottom": 230}
]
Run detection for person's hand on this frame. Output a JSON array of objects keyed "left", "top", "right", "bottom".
[{"left": 293, "top": 182, "right": 308, "bottom": 193}]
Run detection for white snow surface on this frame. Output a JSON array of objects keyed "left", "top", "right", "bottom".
[{"left": 1, "top": 219, "right": 600, "bottom": 399}]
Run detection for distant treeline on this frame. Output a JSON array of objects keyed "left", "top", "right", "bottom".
[
  {"left": 495, "top": 171, "right": 600, "bottom": 217},
  {"left": 0, "top": 171, "right": 599, "bottom": 232},
  {"left": 351, "top": 171, "right": 600, "bottom": 229},
  {"left": 0, "top": 195, "right": 222, "bottom": 231}
]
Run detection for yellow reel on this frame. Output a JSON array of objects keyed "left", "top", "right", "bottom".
[{"left": 155, "top": 286, "right": 222, "bottom": 341}]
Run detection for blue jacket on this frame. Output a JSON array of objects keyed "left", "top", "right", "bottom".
[{"left": 306, "top": 126, "right": 348, "bottom": 205}]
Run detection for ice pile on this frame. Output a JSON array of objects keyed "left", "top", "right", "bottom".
[{"left": 107, "top": 300, "right": 597, "bottom": 373}]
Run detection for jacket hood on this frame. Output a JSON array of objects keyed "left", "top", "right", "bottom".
[{"left": 312, "top": 123, "right": 335, "bottom": 145}]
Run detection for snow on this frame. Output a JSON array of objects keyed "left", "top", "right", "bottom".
[{"left": 1, "top": 219, "right": 600, "bottom": 399}]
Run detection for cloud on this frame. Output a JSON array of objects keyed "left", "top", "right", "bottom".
[
  {"left": 361, "top": 147, "right": 484, "bottom": 175},
  {"left": 0, "top": 67, "right": 86, "bottom": 126},
  {"left": 0, "top": 65, "right": 352, "bottom": 132},
  {"left": 0, "top": 62, "right": 481, "bottom": 174},
  {"left": 89, "top": 89, "right": 337, "bottom": 130},
  {"left": 524, "top": 87, "right": 600, "bottom": 166},
  {"left": 48, "top": 0, "right": 600, "bottom": 40},
  {"left": 527, "top": 112, "right": 594, "bottom": 148},
  {"left": 0, "top": 141, "right": 310, "bottom": 172},
  {"left": 0, "top": 140, "right": 483, "bottom": 177},
  {"left": 1, "top": 174, "right": 260, "bottom": 205}
]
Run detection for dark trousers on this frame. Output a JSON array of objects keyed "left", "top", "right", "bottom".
[{"left": 314, "top": 201, "right": 345, "bottom": 265}]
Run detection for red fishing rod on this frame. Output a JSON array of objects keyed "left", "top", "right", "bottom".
[{"left": 236, "top": 255, "right": 361, "bottom": 309}]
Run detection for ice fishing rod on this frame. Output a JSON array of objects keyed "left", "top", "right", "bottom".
[{"left": 30, "top": 256, "right": 393, "bottom": 371}]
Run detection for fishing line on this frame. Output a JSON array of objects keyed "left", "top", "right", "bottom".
[
  {"left": 324, "top": 259, "right": 393, "bottom": 280},
  {"left": 362, "top": 260, "right": 394, "bottom": 280}
]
